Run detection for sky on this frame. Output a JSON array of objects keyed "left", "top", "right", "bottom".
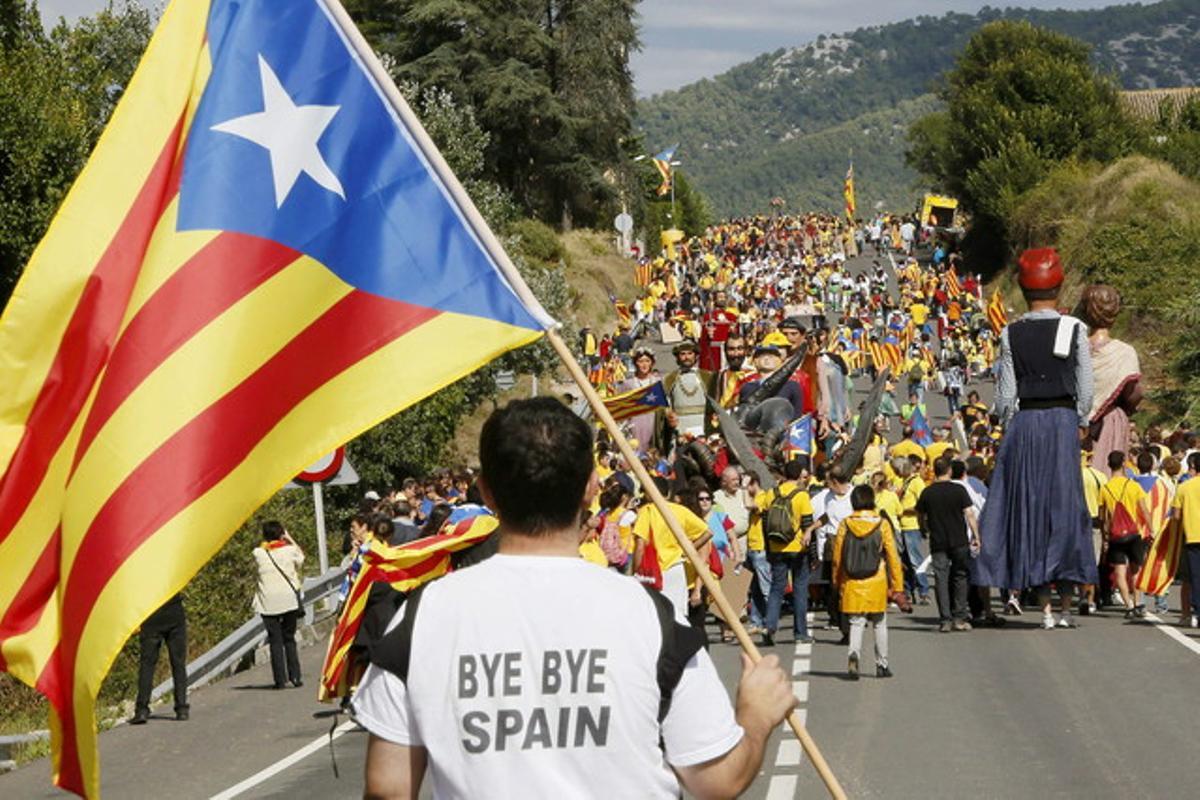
[{"left": 39, "top": 0, "right": 1141, "bottom": 96}]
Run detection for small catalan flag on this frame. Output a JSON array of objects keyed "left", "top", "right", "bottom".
[{"left": 603, "top": 381, "right": 669, "bottom": 422}]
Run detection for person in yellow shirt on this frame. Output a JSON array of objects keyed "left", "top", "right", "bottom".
[
  {"left": 910, "top": 299, "right": 931, "bottom": 333},
  {"left": 750, "top": 459, "right": 816, "bottom": 646},
  {"left": 1168, "top": 452, "right": 1200, "bottom": 627},
  {"left": 924, "top": 429, "right": 955, "bottom": 465},
  {"left": 578, "top": 512, "right": 609, "bottom": 567},
  {"left": 1080, "top": 446, "right": 1108, "bottom": 614},
  {"left": 831, "top": 485, "right": 906, "bottom": 679},
  {"left": 871, "top": 471, "right": 903, "bottom": 534},
  {"left": 890, "top": 427, "right": 926, "bottom": 465},
  {"left": 632, "top": 476, "right": 711, "bottom": 621},
  {"left": 893, "top": 457, "right": 930, "bottom": 604},
  {"left": 1099, "top": 450, "right": 1152, "bottom": 616}
]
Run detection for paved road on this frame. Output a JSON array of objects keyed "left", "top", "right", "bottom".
[
  {"left": 8, "top": 593, "right": 1198, "bottom": 799},
  {"left": 12, "top": 255, "right": 1200, "bottom": 798}
]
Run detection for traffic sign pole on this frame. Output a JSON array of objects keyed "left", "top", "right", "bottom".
[{"left": 312, "top": 481, "right": 329, "bottom": 575}]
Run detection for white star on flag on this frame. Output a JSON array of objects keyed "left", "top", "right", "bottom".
[{"left": 212, "top": 54, "right": 345, "bottom": 207}]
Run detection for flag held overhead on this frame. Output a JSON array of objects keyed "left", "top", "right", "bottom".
[{"left": 0, "top": 1, "right": 553, "bottom": 796}]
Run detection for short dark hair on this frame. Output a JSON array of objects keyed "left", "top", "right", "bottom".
[
  {"left": 1188, "top": 452, "right": 1200, "bottom": 473},
  {"left": 261, "top": 520, "right": 285, "bottom": 541},
  {"left": 371, "top": 515, "right": 396, "bottom": 542},
  {"left": 950, "top": 459, "right": 966, "bottom": 480},
  {"left": 1136, "top": 450, "right": 1155, "bottom": 474},
  {"left": 1021, "top": 285, "right": 1060, "bottom": 303},
  {"left": 1108, "top": 450, "right": 1126, "bottom": 472},
  {"left": 965, "top": 456, "right": 988, "bottom": 481},
  {"left": 479, "top": 398, "right": 594, "bottom": 535},
  {"left": 784, "top": 457, "right": 808, "bottom": 480},
  {"left": 850, "top": 484, "right": 875, "bottom": 511},
  {"left": 933, "top": 455, "right": 952, "bottom": 477}
]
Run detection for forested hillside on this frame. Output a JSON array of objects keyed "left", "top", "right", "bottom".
[{"left": 637, "top": 0, "right": 1200, "bottom": 216}]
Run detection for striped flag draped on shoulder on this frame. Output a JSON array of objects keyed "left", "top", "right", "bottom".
[
  {"left": 319, "top": 515, "right": 498, "bottom": 701},
  {"left": 0, "top": 1, "right": 552, "bottom": 796}
]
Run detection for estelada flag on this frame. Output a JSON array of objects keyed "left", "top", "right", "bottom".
[
  {"left": 911, "top": 406, "right": 934, "bottom": 447},
  {"left": 1132, "top": 489, "right": 1180, "bottom": 594},
  {"left": 0, "top": 1, "right": 553, "bottom": 796},
  {"left": 782, "top": 415, "right": 815, "bottom": 459},
  {"left": 652, "top": 144, "right": 677, "bottom": 197},
  {"left": 987, "top": 289, "right": 1008, "bottom": 335},
  {"left": 319, "top": 515, "right": 497, "bottom": 701},
  {"left": 603, "top": 381, "right": 669, "bottom": 422}
]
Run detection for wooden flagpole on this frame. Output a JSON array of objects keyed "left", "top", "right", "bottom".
[{"left": 322, "top": 2, "right": 846, "bottom": 795}]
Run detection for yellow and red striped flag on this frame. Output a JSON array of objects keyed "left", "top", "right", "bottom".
[
  {"left": 1136, "top": 494, "right": 1182, "bottom": 597},
  {"left": 843, "top": 162, "right": 856, "bottom": 221},
  {"left": 0, "top": 2, "right": 553, "bottom": 796},
  {"left": 986, "top": 289, "right": 1008, "bottom": 335},
  {"left": 613, "top": 300, "right": 632, "bottom": 326},
  {"left": 634, "top": 261, "right": 652, "bottom": 287},
  {"left": 946, "top": 266, "right": 963, "bottom": 297},
  {"left": 319, "top": 515, "right": 497, "bottom": 701}
]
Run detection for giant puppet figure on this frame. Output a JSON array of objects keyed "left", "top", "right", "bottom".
[
  {"left": 699, "top": 288, "right": 739, "bottom": 372},
  {"left": 975, "top": 248, "right": 1097, "bottom": 628},
  {"left": 1077, "top": 284, "right": 1142, "bottom": 473}
]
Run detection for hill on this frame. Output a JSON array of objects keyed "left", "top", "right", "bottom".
[{"left": 636, "top": 0, "right": 1200, "bottom": 217}]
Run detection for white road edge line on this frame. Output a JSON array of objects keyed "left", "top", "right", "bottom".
[
  {"left": 210, "top": 720, "right": 358, "bottom": 800},
  {"left": 1145, "top": 613, "right": 1200, "bottom": 657}
]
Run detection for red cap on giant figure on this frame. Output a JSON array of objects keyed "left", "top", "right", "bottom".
[{"left": 1016, "top": 248, "right": 1064, "bottom": 290}]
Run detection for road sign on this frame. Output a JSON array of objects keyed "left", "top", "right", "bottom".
[
  {"left": 614, "top": 212, "right": 633, "bottom": 234},
  {"left": 294, "top": 447, "right": 345, "bottom": 483},
  {"left": 495, "top": 370, "right": 516, "bottom": 392}
]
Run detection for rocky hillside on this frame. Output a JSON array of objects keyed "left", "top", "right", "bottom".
[{"left": 637, "top": 0, "right": 1200, "bottom": 217}]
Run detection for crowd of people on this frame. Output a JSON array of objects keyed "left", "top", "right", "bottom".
[
  {"left": 332, "top": 212, "right": 1200, "bottom": 694},
  {"left": 555, "top": 212, "right": 1200, "bottom": 677}
]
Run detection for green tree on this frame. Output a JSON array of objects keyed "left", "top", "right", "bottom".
[
  {"left": 0, "top": 1, "right": 151, "bottom": 304},
  {"left": 905, "top": 20, "right": 1136, "bottom": 267},
  {"left": 344, "top": 0, "right": 639, "bottom": 229}
]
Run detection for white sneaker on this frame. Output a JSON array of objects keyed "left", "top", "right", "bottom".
[
  {"left": 1042, "top": 613, "right": 1055, "bottom": 630},
  {"left": 1191, "top": 616, "right": 1199, "bottom": 629},
  {"left": 1056, "top": 614, "right": 1076, "bottom": 629},
  {"left": 1006, "top": 597, "right": 1023, "bottom": 615}
]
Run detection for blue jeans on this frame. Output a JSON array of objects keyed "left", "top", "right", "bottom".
[
  {"left": 746, "top": 549, "right": 772, "bottom": 627},
  {"left": 902, "top": 528, "right": 930, "bottom": 598},
  {"left": 766, "top": 551, "right": 810, "bottom": 637}
]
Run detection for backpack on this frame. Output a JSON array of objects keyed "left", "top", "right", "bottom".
[
  {"left": 1106, "top": 481, "right": 1141, "bottom": 545},
  {"left": 597, "top": 512, "right": 628, "bottom": 568},
  {"left": 841, "top": 522, "right": 884, "bottom": 579},
  {"left": 764, "top": 486, "right": 805, "bottom": 545},
  {"left": 634, "top": 534, "right": 663, "bottom": 590}
]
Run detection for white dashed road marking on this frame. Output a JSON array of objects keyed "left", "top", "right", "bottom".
[{"left": 766, "top": 774, "right": 798, "bottom": 800}]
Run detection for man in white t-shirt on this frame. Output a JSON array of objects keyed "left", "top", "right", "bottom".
[
  {"left": 812, "top": 467, "right": 854, "bottom": 642},
  {"left": 354, "top": 398, "right": 796, "bottom": 799}
]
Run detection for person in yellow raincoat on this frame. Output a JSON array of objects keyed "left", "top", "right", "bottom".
[{"left": 831, "top": 485, "right": 908, "bottom": 680}]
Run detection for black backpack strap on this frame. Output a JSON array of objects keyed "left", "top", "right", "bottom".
[
  {"left": 367, "top": 583, "right": 429, "bottom": 686},
  {"left": 642, "top": 585, "right": 707, "bottom": 724}
]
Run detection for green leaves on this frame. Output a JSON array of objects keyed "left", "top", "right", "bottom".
[
  {"left": 346, "top": 0, "right": 638, "bottom": 228},
  {"left": 907, "top": 20, "right": 1136, "bottom": 267},
  {"left": 0, "top": 1, "right": 151, "bottom": 305}
]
